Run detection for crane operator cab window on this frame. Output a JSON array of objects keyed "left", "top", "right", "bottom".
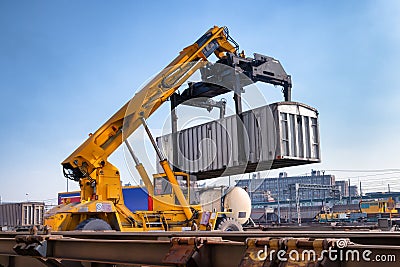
[
  {"left": 154, "top": 175, "right": 173, "bottom": 196},
  {"left": 153, "top": 172, "right": 193, "bottom": 206}
]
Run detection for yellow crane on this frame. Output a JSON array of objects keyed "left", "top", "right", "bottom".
[{"left": 45, "top": 26, "right": 251, "bottom": 231}]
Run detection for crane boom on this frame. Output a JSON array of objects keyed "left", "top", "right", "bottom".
[
  {"left": 62, "top": 26, "right": 238, "bottom": 182},
  {"left": 44, "top": 26, "right": 270, "bottom": 231}
]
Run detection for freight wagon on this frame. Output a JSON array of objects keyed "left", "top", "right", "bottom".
[
  {"left": 0, "top": 202, "right": 44, "bottom": 231},
  {"left": 58, "top": 186, "right": 152, "bottom": 212}
]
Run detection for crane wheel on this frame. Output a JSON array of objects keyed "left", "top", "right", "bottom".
[
  {"left": 216, "top": 217, "right": 243, "bottom": 231},
  {"left": 75, "top": 218, "right": 112, "bottom": 231}
]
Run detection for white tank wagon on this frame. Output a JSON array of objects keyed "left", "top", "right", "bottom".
[
  {"left": 156, "top": 101, "right": 320, "bottom": 179},
  {"left": 223, "top": 187, "right": 252, "bottom": 225},
  {"left": 197, "top": 186, "right": 252, "bottom": 230}
]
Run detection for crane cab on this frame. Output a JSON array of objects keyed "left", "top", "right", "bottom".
[{"left": 152, "top": 172, "right": 200, "bottom": 212}]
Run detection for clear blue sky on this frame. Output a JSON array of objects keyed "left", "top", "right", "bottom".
[{"left": 1, "top": 1, "right": 399, "bottom": 203}]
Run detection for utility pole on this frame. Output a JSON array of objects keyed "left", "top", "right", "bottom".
[
  {"left": 295, "top": 183, "right": 301, "bottom": 226},
  {"left": 288, "top": 186, "right": 292, "bottom": 222},
  {"left": 348, "top": 178, "right": 351, "bottom": 204},
  {"left": 277, "top": 177, "right": 281, "bottom": 224},
  {"left": 249, "top": 173, "right": 252, "bottom": 202},
  {"left": 322, "top": 170, "right": 326, "bottom": 207}
]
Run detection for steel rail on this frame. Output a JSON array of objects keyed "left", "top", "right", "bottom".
[
  {"left": 1, "top": 232, "right": 400, "bottom": 266},
  {"left": 2, "top": 230, "right": 400, "bottom": 245},
  {"left": 1, "top": 236, "right": 244, "bottom": 266},
  {"left": 54, "top": 230, "right": 400, "bottom": 245}
]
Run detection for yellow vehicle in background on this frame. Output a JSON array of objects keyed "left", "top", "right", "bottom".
[
  {"left": 45, "top": 26, "right": 252, "bottom": 232},
  {"left": 360, "top": 197, "right": 398, "bottom": 214},
  {"left": 316, "top": 198, "right": 398, "bottom": 223}
]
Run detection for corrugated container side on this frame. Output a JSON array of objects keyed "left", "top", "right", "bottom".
[
  {"left": 0, "top": 202, "right": 44, "bottom": 228},
  {"left": 0, "top": 203, "right": 21, "bottom": 227},
  {"left": 156, "top": 102, "right": 320, "bottom": 179}
]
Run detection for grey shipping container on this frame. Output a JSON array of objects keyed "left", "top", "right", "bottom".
[
  {"left": 0, "top": 202, "right": 44, "bottom": 230},
  {"left": 156, "top": 102, "right": 320, "bottom": 180}
]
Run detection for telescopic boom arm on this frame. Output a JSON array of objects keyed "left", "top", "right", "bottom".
[{"left": 62, "top": 26, "right": 238, "bottom": 188}]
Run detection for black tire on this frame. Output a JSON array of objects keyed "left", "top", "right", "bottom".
[
  {"left": 75, "top": 218, "right": 112, "bottom": 231},
  {"left": 216, "top": 217, "right": 243, "bottom": 231}
]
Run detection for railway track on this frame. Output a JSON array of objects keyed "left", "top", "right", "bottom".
[{"left": 0, "top": 230, "right": 400, "bottom": 266}]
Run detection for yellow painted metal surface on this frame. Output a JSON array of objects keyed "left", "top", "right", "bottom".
[
  {"left": 360, "top": 197, "right": 398, "bottom": 214},
  {"left": 46, "top": 26, "right": 238, "bottom": 231}
]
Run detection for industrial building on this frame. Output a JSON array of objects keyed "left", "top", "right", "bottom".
[
  {"left": 349, "top": 185, "right": 359, "bottom": 197},
  {"left": 236, "top": 170, "right": 359, "bottom": 206},
  {"left": 334, "top": 180, "right": 349, "bottom": 197}
]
